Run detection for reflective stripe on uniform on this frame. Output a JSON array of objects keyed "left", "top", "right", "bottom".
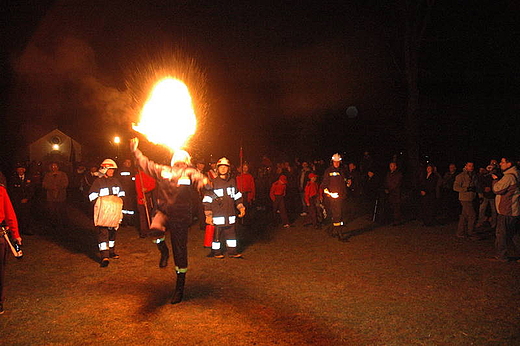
[
  {"left": 226, "top": 239, "right": 237, "bottom": 248},
  {"left": 214, "top": 188, "right": 224, "bottom": 197},
  {"left": 227, "top": 187, "right": 235, "bottom": 196},
  {"left": 229, "top": 216, "right": 236, "bottom": 224},
  {"left": 89, "top": 192, "right": 99, "bottom": 202},
  {"left": 99, "top": 187, "right": 110, "bottom": 196},
  {"left": 98, "top": 242, "right": 108, "bottom": 251},
  {"left": 202, "top": 195, "right": 213, "bottom": 203},
  {"left": 112, "top": 186, "right": 120, "bottom": 195},
  {"left": 178, "top": 177, "right": 191, "bottom": 186},
  {"left": 333, "top": 222, "right": 344, "bottom": 226},
  {"left": 109, "top": 241, "right": 115, "bottom": 248},
  {"left": 120, "top": 172, "right": 131, "bottom": 176},
  {"left": 212, "top": 242, "right": 221, "bottom": 250},
  {"left": 153, "top": 237, "right": 166, "bottom": 244},
  {"left": 213, "top": 216, "right": 225, "bottom": 225},
  {"left": 122, "top": 210, "right": 135, "bottom": 215},
  {"left": 118, "top": 191, "right": 125, "bottom": 197},
  {"left": 175, "top": 266, "right": 188, "bottom": 273},
  {"left": 330, "top": 172, "right": 340, "bottom": 176},
  {"left": 234, "top": 191, "right": 243, "bottom": 201}
]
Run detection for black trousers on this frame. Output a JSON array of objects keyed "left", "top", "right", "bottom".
[
  {"left": 152, "top": 211, "right": 190, "bottom": 269},
  {"left": 97, "top": 227, "right": 117, "bottom": 259},
  {"left": 0, "top": 237, "right": 8, "bottom": 304}
]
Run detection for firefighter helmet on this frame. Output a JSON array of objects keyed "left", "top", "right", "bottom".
[
  {"left": 217, "top": 157, "right": 231, "bottom": 167},
  {"left": 171, "top": 149, "right": 191, "bottom": 166},
  {"left": 331, "top": 153, "right": 342, "bottom": 162},
  {"left": 100, "top": 159, "right": 118, "bottom": 169}
]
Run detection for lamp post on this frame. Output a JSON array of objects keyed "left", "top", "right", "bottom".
[{"left": 114, "top": 136, "right": 121, "bottom": 159}]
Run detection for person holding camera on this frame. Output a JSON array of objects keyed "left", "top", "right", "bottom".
[
  {"left": 476, "top": 160, "right": 499, "bottom": 229},
  {"left": 453, "top": 162, "right": 479, "bottom": 239}
]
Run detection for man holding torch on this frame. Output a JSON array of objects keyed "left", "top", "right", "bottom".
[{"left": 130, "top": 137, "right": 208, "bottom": 304}]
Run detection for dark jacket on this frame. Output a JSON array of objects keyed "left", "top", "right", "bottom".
[
  {"left": 321, "top": 165, "right": 348, "bottom": 199},
  {"left": 203, "top": 175, "right": 244, "bottom": 226},
  {"left": 133, "top": 148, "right": 206, "bottom": 221}
]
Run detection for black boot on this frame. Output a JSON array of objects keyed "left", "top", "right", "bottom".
[
  {"left": 157, "top": 242, "right": 169, "bottom": 268},
  {"left": 171, "top": 272, "right": 186, "bottom": 304}
]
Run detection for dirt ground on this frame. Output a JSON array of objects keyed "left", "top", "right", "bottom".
[{"left": 1, "top": 205, "right": 520, "bottom": 346}]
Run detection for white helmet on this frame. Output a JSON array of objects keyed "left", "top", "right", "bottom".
[
  {"left": 217, "top": 157, "right": 231, "bottom": 167},
  {"left": 100, "top": 159, "right": 118, "bottom": 169},
  {"left": 331, "top": 153, "right": 342, "bottom": 162},
  {"left": 171, "top": 149, "right": 191, "bottom": 166}
]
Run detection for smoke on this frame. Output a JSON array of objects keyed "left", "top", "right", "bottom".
[{"left": 11, "top": 32, "right": 131, "bottom": 145}]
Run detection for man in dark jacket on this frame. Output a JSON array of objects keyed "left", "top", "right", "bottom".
[
  {"left": 8, "top": 165, "right": 34, "bottom": 235},
  {"left": 320, "top": 153, "right": 349, "bottom": 236},
  {"left": 131, "top": 138, "right": 207, "bottom": 304},
  {"left": 203, "top": 157, "right": 246, "bottom": 258},
  {"left": 384, "top": 162, "right": 403, "bottom": 226}
]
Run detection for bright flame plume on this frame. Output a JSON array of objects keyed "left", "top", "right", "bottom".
[{"left": 133, "top": 77, "right": 196, "bottom": 152}]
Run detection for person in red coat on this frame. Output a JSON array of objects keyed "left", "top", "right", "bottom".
[
  {"left": 270, "top": 175, "right": 290, "bottom": 227},
  {"left": 304, "top": 173, "right": 320, "bottom": 228},
  {"left": 236, "top": 163, "right": 256, "bottom": 207},
  {"left": 0, "top": 184, "right": 21, "bottom": 314},
  {"left": 134, "top": 170, "right": 156, "bottom": 238}
]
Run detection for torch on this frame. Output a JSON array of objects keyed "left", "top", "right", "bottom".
[{"left": 1, "top": 224, "right": 23, "bottom": 258}]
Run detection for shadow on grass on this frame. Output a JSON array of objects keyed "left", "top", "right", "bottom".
[
  {"left": 137, "top": 282, "right": 217, "bottom": 315},
  {"left": 33, "top": 202, "right": 99, "bottom": 263}
]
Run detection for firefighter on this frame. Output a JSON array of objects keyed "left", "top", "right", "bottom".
[
  {"left": 130, "top": 138, "right": 207, "bottom": 304},
  {"left": 88, "top": 159, "right": 125, "bottom": 267},
  {"left": 203, "top": 157, "right": 246, "bottom": 259},
  {"left": 118, "top": 159, "right": 137, "bottom": 226},
  {"left": 320, "top": 153, "right": 349, "bottom": 237}
]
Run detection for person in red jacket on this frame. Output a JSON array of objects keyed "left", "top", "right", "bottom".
[
  {"left": 236, "top": 163, "right": 256, "bottom": 208},
  {"left": 304, "top": 173, "right": 320, "bottom": 229},
  {"left": 270, "top": 175, "right": 290, "bottom": 227},
  {"left": 134, "top": 170, "right": 156, "bottom": 238},
  {"left": 0, "top": 184, "right": 21, "bottom": 314}
]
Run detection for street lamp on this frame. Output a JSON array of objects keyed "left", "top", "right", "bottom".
[{"left": 114, "top": 136, "right": 121, "bottom": 159}]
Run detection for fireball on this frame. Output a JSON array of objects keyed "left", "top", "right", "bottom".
[{"left": 133, "top": 77, "right": 196, "bottom": 152}]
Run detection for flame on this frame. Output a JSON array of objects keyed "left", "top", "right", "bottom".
[{"left": 133, "top": 77, "right": 196, "bottom": 151}]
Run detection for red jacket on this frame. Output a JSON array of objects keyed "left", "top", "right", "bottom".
[
  {"left": 0, "top": 185, "right": 19, "bottom": 239},
  {"left": 270, "top": 181, "right": 287, "bottom": 201},
  {"left": 304, "top": 181, "right": 319, "bottom": 205},
  {"left": 236, "top": 173, "right": 256, "bottom": 202},
  {"left": 134, "top": 171, "right": 156, "bottom": 205}
]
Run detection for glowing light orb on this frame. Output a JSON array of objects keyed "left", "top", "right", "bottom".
[{"left": 133, "top": 78, "right": 196, "bottom": 151}]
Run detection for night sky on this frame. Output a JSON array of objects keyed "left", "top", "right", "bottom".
[{"left": 1, "top": 0, "right": 519, "bottom": 171}]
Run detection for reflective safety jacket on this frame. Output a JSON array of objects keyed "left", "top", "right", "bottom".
[
  {"left": 320, "top": 165, "right": 348, "bottom": 199},
  {"left": 88, "top": 176, "right": 125, "bottom": 202},
  {"left": 133, "top": 148, "right": 206, "bottom": 222},
  {"left": 203, "top": 176, "right": 244, "bottom": 226}
]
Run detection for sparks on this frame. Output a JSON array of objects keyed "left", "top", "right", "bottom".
[{"left": 133, "top": 77, "right": 197, "bottom": 152}]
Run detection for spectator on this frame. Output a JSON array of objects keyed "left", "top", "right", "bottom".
[
  {"left": 8, "top": 164, "right": 35, "bottom": 235},
  {"left": 384, "top": 162, "right": 403, "bottom": 226},
  {"left": 476, "top": 161, "right": 498, "bottom": 229},
  {"left": 490, "top": 157, "right": 520, "bottom": 262},
  {"left": 453, "top": 162, "right": 479, "bottom": 239},
  {"left": 441, "top": 163, "right": 459, "bottom": 222},
  {"left": 42, "top": 162, "right": 69, "bottom": 229},
  {"left": 270, "top": 174, "right": 290, "bottom": 228},
  {"left": 0, "top": 184, "right": 22, "bottom": 314},
  {"left": 419, "top": 164, "right": 439, "bottom": 226}
]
